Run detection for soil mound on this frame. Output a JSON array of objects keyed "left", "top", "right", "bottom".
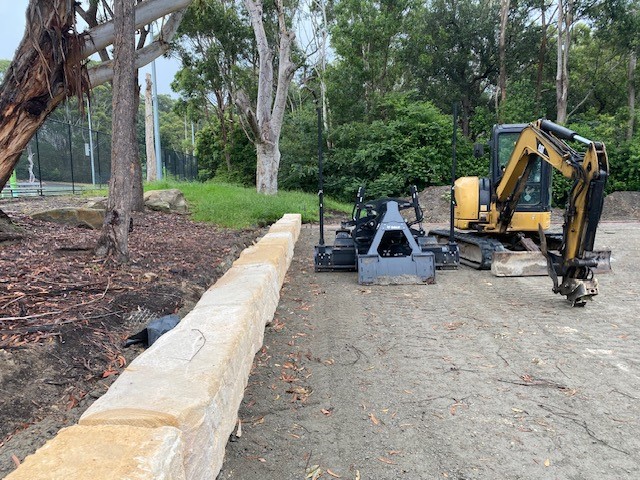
[
  {"left": 602, "top": 191, "right": 640, "bottom": 221},
  {"left": 417, "top": 185, "right": 452, "bottom": 224}
]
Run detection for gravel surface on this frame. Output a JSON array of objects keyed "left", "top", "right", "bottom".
[{"left": 220, "top": 220, "right": 640, "bottom": 480}]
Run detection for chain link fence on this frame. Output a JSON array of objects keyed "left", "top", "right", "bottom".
[{"left": 2, "top": 118, "right": 198, "bottom": 197}]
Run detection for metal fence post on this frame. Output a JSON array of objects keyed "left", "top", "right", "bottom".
[
  {"left": 35, "top": 131, "right": 43, "bottom": 196},
  {"left": 68, "top": 123, "right": 75, "bottom": 193},
  {"left": 96, "top": 131, "right": 102, "bottom": 185}
]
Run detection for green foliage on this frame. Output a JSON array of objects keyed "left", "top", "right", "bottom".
[
  {"left": 195, "top": 121, "right": 256, "bottom": 186},
  {"left": 145, "top": 180, "right": 350, "bottom": 228},
  {"left": 328, "top": 0, "right": 416, "bottom": 123},
  {"left": 321, "top": 94, "right": 477, "bottom": 201},
  {"left": 545, "top": 114, "right": 640, "bottom": 205},
  {"left": 278, "top": 103, "right": 321, "bottom": 193},
  {"left": 497, "top": 80, "right": 546, "bottom": 125}
]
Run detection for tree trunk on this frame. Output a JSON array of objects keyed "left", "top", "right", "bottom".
[
  {"left": 556, "top": 0, "right": 571, "bottom": 124},
  {"left": 95, "top": 0, "right": 136, "bottom": 263},
  {"left": 628, "top": 50, "right": 637, "bottom": 140},
  {"left": 536, "top": 4, "right": 548, "bottom": 110},
  {"left": 0, "top": 0, "right": 190, "bottom": 193},
  {"left": 131, "top": 79, "right": 144, "bottom": 212},
  {"left": 239, "top": 0, "right": 297, "bottom": 195},
  {"left": 145, "top": 73, "right": 157, "bottom": 181},
  {"left": 256, "top": 141, "right": 280, "bottom": 194},
  {"left": 498, "top": 0, "right": 511, "bottom": 105},
  {"left": 215, "top": 89, "right": 232, "bottom": 172},
  {"left": 0, "top": 0, "right": 78, "bottom": 192}
]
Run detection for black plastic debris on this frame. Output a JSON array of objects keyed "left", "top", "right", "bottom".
[{"left": 124, "top": 314, "right": 180, "bottom": 348}]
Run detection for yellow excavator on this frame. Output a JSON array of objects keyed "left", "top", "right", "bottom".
[{"left": 432, "top": 119, "right": 610, "bottom": 306}]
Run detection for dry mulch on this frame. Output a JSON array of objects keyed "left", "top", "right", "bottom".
[{"left": 0, "top": 196, "right": 260, "bottom": 476}]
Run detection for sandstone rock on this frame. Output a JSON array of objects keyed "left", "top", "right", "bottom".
[
  {"left": 83, "top": 197, "right": 108, "bottom": 210},
  {"left": 144, "top": 189, "right": 188, "bottom": 214},
  {"left": 4, "top": 424, "right": 185, "bottom": 480},
  {"left": 32, "top": 207, "right": 105, "bottom": 230}
]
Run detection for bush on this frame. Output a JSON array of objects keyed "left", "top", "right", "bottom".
[{"left": 323, "top": 93, "right": 476, "bottom": 201}]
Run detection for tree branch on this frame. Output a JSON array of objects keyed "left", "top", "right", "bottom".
[
  {"left": 81, "top": 0, "right": 192, "bottom": 61},
  {"left": 88, "top": 9, "right": 186, "bottom": 88}
]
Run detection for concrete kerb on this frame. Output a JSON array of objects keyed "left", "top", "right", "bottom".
[{"left": 5, "top": 213, "right": 302, "bottom": 480}]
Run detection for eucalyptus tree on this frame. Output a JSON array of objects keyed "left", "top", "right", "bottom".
[
  {"left": 328, "top": 0, "right": 414, "bottom": 124},
  {"left": 173, "top": 0, "right": 254, "bottom": 174},
  {"left": 587, "top": 0, "right": 640, "bottom": 138},
  {"left": 403, "top": 0, "right": 500, "bottom": 136}
]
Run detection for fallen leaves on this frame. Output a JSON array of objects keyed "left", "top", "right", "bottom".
[
  {"left": 286, "top": 385, "right": 312, "bottom": 402},
  {"left": 449, "top": 400, "right": 468, "bottom": 416},
  {"left": 444, "top": 321, "right": 465, "bottom": 331},
  {"left": 306, "top": 465, "right": 322, "bottom": 479}
]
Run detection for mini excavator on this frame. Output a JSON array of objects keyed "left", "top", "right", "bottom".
[{"left": 432, "top": 119, "right": 610, "bottom": 306}]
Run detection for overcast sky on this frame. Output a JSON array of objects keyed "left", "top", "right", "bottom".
[{"left": 0, "top": 1, "right": 181, "bottom": 97}]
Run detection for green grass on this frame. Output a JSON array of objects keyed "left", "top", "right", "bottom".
[{"left": 145, "top": 180, "right": 351, "bottom": 229}]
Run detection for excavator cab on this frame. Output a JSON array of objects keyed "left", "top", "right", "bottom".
[
  {"left": 490, "top": 124, "right": 552, "bottom": 213},
  {"left": 458, "top": 124, "right": 553, "bottom": 233}
]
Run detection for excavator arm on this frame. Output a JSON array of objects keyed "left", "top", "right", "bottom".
[{"left": 490, "top": 119, "right": 609, "bottom": 305}]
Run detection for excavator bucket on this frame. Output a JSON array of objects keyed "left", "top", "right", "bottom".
[{"left": 491, "top": 250, "right": 612, "bottom": 277}]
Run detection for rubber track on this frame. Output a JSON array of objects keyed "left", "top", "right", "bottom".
[{"left": 430, "top": 229, "right": 507, "bottom": 270}]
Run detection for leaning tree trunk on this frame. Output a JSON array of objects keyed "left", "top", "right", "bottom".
[
  {"left": 0, "top": 0, "right": 82, "bottom": 192},
  {"left": 95, "top": 0, "right": 137, "bottom": 263},
  {"left": 0, "top": 0, "right": 192, "bottom": 194}
]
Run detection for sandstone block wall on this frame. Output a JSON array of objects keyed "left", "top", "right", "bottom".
[{"left": 5, "top": 213, "right": 302, "bottom": 480}]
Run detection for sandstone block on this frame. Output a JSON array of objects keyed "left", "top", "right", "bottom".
[
  {"left": 79, "top": 302, "right": 264, "bottom": 479},
  {"left": 4, "top": 425, "right": 185, "bottom": 480},
  {"left": 233, "top": 243, "right": 290, "bottom": 286}
]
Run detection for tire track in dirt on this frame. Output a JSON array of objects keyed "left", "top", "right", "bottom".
[{"left": 221, "top": 222, "right": 640, "bottom": 479}]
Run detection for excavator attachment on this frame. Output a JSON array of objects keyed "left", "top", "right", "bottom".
[
  {"left": 491, "top": 250, "right": 611, "bottom": 277},
  {"left": 357, "top": 201, "right": 436, "bottom": 285}
]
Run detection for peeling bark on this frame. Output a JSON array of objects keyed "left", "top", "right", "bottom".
[{"left": 0, "top": 0, "right": 81, "bottom": 192}]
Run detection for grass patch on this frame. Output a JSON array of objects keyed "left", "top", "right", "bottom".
[{"left": 145, "top": 180, "right": 351, "bottom": 229}]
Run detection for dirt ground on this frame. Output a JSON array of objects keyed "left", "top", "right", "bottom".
[
  {"left": 1, "top": 190, "right": 639, "bottom": 479},
  {"left": 220, "top": 219, "right": 640, "bottom": 479},
  {"left": 0, "top": 196, "right": 259, "bottom": 478}
]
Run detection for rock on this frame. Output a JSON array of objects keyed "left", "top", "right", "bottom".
[
  {"left": 32, "top": 207, "right": 105, "bottom": 230},
  {"left": 143, "top": 189, "right": 188, "bottom": 214},
  {"left": 83, "top": 197, "right": 108, "bottom": 210}
]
